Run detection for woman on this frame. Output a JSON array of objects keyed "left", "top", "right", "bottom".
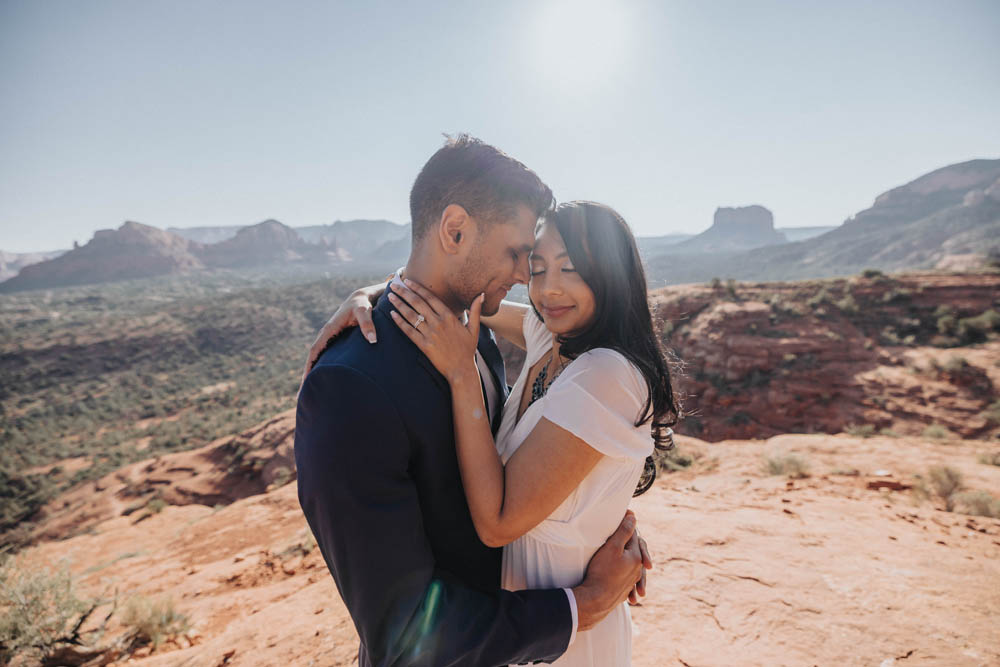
[{"left": 311, "top": 202, "right": 677, "bottom": 666}]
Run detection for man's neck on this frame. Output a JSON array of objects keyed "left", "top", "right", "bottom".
[{"left": 401, "top": 253, "right": 464, "bottom": 316}]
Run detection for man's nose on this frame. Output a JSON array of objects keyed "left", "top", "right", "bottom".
[{"left": 512, "top": 255, "right": 530, "bottom": 285}]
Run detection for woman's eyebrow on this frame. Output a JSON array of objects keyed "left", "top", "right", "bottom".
[{"left": 530, "top": 250, "right": 569, "bottom": 261}]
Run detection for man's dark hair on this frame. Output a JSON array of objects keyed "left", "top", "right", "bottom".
[
  {"left": 409, "top": 134, "right": 554, "bottom": 245},
  {"left": 529, "top": 201, "right": 681, "bottom": 496}
]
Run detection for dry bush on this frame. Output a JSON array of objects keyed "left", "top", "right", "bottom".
[
  {"left": 0, "top": 559, "right": 111, "bottom": 665},
  {"left": 846, "top": 424, "right": 876, "bottom": 438},
  {"left": 927, "top": 465, "right": 963, "bottom": 511},
  {"left": 955, "top": 490, "right": 1000, "bottom": 518},
  {"left": 762, "top": 453, "right": 810, "bottom": 479},
  {"left": 922, "top": 423, "right": 953, "bottom": 440},
  {"left": 977, "top": 450, "right": 1000, "bottom": 467},
  {"left": 122, "top": 595, "right": 189, "bottom": 650},
  {"left": 657, "top": 447, "right": 695, "bottom": 473},
  {"left": 981, "top": 401, "right": 1000, "bottom": 426}
]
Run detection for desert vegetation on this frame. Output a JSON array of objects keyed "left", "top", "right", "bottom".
[
  {"left": 0, "top": 271, "right": 378, "bottom": 550},
  {"left": 0, "top": 556, "right": 191, "bottom": 665}
]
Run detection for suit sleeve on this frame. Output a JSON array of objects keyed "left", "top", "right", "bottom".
[{"left": 295, "top": 364, "right": 572, "bottom": 666}]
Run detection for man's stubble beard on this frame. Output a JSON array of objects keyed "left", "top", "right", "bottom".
[{"left": 452, "top": 240, "right": 503, "bottom": 317}]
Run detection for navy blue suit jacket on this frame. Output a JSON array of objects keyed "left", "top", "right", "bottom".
[{"left": 295, "top": 288, "right": 572, "bottom": 666}]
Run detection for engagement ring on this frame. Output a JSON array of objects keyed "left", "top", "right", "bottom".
[{"left": 414, "top": 314, "right": 425, "bottom": 328}]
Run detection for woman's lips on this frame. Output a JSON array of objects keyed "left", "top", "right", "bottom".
[{"left": 542, "top": 305, "right": 573, "bottom": 318}]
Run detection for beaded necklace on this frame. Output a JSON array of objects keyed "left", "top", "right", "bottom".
[{"left": 528, "top": 349, "right": 568, "bottom": 408}]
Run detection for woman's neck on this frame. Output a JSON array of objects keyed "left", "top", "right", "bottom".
[{"left": 549, "top": 334, "right": 563, "bottom": 360}]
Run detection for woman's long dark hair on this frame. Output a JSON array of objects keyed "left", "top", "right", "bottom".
[{"left": 530, "top": 201, "right": 680, "bottom": 496}]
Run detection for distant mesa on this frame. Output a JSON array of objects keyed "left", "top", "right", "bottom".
[
  {"left": 295, "top": 219, "right": 410, "bottom": 260},
  {"left": 671, "top": 205, "right": 787, "bottom": 254},
  {"left": 166, "top": 224, "right": 243, "bottom": 245},
  {"left": 0, "top": 221, "right": 204, "bottom": 292},
  {"left": 170, "top": 219, "right": 410, "bottom": 264},
  {"left": 0, "top": 217, "right": 411, "bottom": 292},
  {"left": 196, "top": 219, "right": 320, "bottom": 268},
  {"left": 646, "top": 158, "right": 1000, "bottom": 284}
]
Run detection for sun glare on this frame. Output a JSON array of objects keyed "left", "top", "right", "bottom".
[{"left": 528, "top": 0, "right": 632, "bottom": 89}]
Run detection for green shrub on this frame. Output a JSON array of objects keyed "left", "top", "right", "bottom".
[
  {"left": 846, "top": 424, "right": 876, "bottom": 438},
  {"left": 861, "top": 268, "right": 884, "bottom": 279},
  {"left": 834, "top": 293, "right": 858, "bottom": 314},
  {"left": 0, "top": 560, "right": 96, "bottom": 664},
  {"left": 146, "top": 498, "right": 167, "bottom": 514},
  {"left": 270, "top": 466, "right": 294, "bottom": 489},
  {"left": 922, "top": 423, "right": 953, "bottom": 440},
  {"left": 937, "top": 314, "right": 957, "bottom": 336},
  {"left": 956, "top": 309, "right": 1000, "bottom": 343},
  {"left": 941, "top": 356, "right": 968, "bottom": 373}
]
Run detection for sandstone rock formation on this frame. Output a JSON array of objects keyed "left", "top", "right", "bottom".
[
  {"left": 671, "top": 205, "right": 787, "bottom": 254},
  {"left": 29, "top": 411, "right": 296, "bottom": 544},
  {"left": 651, "top": 272, "right": 1000, "bottom": 441},
  {"left": 647, "top": 158, "right": 1000, "bottom": 284},
  {"left": 13, "top": 428, "right": 999, "bottom": 666},
  {"left": 0, "top": 221, "right": 204, "bottom": 292},
  {"left": 194, "top": 220, "right": 336, "bottom": 268}
]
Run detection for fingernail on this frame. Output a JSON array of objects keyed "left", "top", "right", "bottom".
[
  {"left": 367, "top": 333, "right": 377, "bottom": 344},
  {"left": 403, "top": 278, "right": 412, "bottom": 286}
]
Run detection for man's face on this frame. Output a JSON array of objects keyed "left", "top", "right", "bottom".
[{"left": 453, "top": 204, "right": 537, "bottom": 316}]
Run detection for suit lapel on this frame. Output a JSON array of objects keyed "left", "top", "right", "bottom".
[{"left": 477, "top": 326, "right": 507, "bottom": 434}]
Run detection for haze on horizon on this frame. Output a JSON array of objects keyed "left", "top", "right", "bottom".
[{"left": 1, "top": 0, "right": 998, "bottom": 253}]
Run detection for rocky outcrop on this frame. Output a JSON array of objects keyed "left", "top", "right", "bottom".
[
  {"left": 30, "top": 410, "right": 296, "bottom": 543},
  {"left": 22, "top": 430, "right": 1000, "bottom": 666},
  {"left": 650, "top": 272, "right": 1000, "bottom": 441},
  {"left": 1, "top": 218, "right": 397, "bottom": 291},
  {"left": 647, "top": 159, "right": 1000, "bottom": 284},
  {"left": 295, "top": 219, "right": 410, "bottom": 260},
  {"left": 671, "top": 205, "right": 786, "bottom": 254},
  {"left": 169, "top": 219, "right": 411, "bottom": 262},
  {"left": 195, "top": 219, "right": 338, "bottom": 268},
  {"left": 0, "top": 221, "right": 203, "bottom": 292}
]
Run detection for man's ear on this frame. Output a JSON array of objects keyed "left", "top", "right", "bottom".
[{"left": 438, "top": 204, "right": 472, "bottom": 255}]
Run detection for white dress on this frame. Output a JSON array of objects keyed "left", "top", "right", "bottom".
[{"left": 497, "top": 311, "right": 654, "bottom": 667}]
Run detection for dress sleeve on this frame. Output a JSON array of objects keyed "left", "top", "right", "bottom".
[
  {"left": 522, "top": 309, "right": 552, "bottom": 359},
  {"left": 541, "top": 349, "right": 654, "bottom": 462}
]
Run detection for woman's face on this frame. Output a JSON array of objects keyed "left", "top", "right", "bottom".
[{"left": 528, "top": 222, "right": 596, "bottom": 337}]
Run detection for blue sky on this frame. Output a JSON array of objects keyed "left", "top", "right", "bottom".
[{"left": 1, "top": 0, "right": 998, "bottom": 252}]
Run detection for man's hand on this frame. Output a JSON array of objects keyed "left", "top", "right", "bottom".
[
  {"left": 299, "top": 281, "right": 386, "bottom": 390},
  {"left": 627, "top": 530, "right": 653, "bottom": 605},
  {"left": 572, "top": 511, "right": 644, "bottom": 631}
]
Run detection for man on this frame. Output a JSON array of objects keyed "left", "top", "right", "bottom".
[{"left": 295, "top": 135, "right": 646, "bottom": 666}]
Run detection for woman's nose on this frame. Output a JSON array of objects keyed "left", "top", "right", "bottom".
[{"left": 542, "top": 273, "right": 563, "bottom": 295}]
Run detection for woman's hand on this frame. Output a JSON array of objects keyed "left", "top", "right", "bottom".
[
  {"left": 299, "top": 281, "right": 385, "bottom": 388},
  {"left": 389, "top": 279, "right": 483, "bottom": 384}
]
